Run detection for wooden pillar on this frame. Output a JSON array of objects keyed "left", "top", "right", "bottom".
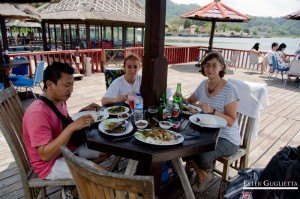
[
  {"left": 76, "top": 23, "right": 80, "bottom": 47},
  {"left": 86, "top": 21, "right": 91, "bottom": 49},
  {"left": 141, "top": 27, "right": 144, "bottom": 46},
  {"left": 141, "top": 0, "right": 168, "bottom": 109},
  {"left": 61, "top": 22, "right": 65, "bottom": 50},
  {"left": 54, "top": 24, "right": 57, "bottom": 50},
  {"left": 111, "top": 26, "right": 114, "bottom": 47},
  {"left": 69, "top": 24, "right": 73, "bottom": 49},
  {"left": 208, "top": 20, "right": 216, "bottom": 51},
  {"left": 47, "top": 23, "right": 51, "bottom": 50},
  {"left": 122, "top": 26, "right": 127, "bottom": 48},
  {"left": 133, "top": 27, "right": 136, "bottom": 47},
  {"left": 100, "top": 25, "right": 103, "bottom": 48},
  {"left": 41, "top": 21, "right": 47, "bottom": 51},
  {"left": 0, "top": 17, "right": 9, "bottom": 51}
]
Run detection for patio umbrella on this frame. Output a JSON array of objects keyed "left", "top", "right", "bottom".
[
  {"left": 284, "top": 10, "right": 300, "bottom": 20},
  {"left": 181, "top": 0, "right": 250, "bottom": 51}
]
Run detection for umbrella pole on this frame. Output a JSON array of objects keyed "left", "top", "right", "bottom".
[{"left": 208, "top": 20, "right": 216, "bottom": 52}]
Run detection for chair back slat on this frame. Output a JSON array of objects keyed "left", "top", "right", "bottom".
[
  {"left": 0, "top": 87, "right": 37, "bottom": 198},
  {"left": 33, "top": 61, "right": 45, "bottom": 86},
  {"left": 61, "top": 146, "right": 155, "bottom": 199},
  {"left": 237, "top": 112, "right": 255, "bottom": 149}
]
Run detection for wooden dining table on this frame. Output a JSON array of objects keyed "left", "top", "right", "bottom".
[{"left": 85, "top": 105, "right": 220, "bottom": 199}]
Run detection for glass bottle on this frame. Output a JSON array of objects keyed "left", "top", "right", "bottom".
[
  {"left": 172, "top": 83, "right": 182, "bottom": 121},
  {"left": 158, "top": 93, "right": 167, "bottom": 121}
]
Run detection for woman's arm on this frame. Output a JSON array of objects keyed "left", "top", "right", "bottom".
[
  {"left": 185, "top": 93, "right": 198, "bottom": 105},
  {"left": 101, "top": 95, "right": 128, "bottom": 106},
  {"left": 200, "top": 100, "right": 238, "bottom": 127}
]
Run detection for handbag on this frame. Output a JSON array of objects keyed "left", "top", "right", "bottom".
[{"left": 38, "top": 96, "right": 86, "bottom": 146}]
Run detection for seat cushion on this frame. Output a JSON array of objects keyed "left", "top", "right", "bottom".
[{"left": 13, "top": 78, "right": 34, "bottom": 87}]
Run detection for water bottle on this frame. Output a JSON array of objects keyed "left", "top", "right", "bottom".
[{"left": 134, "top": 93, "right": 144, "bottom": 122}]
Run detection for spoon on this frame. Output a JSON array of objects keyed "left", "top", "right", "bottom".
[{"left": 152, "top": 117, "right": 160, "bottom": 123}]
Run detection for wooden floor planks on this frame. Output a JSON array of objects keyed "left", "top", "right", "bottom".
[{"left": 0, "top": 63, "right": 299, "bottom": 198}]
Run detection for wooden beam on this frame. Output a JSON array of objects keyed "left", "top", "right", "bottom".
[
  {"left": 61, "top": 22, "right": 65, "bottom": 50},
  {"left": 0, "top": 17, "right": 9, "bottom": 51},
  {"left": 208, "top": 20, "right": 216, "bottom": 51},
  {"left": 41, "top": 21, "right": 47, "bottom": 51},
  {"left": 54, "top": 24, "right": 57, "bottom": 50},
  {"left": 122, "top": 27, "right": 126, "bottom": 48},
  {"left": 86, "top": 22, "right": 91, "bottom": 49},
  {"left": 141, "top": 0, "right": 168, "bottom": 108}
]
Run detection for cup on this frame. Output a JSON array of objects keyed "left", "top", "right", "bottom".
[
  {"left": 128, "top": 92, "right": 137, "bottom": 111},
  {"left": 146, "top": 106, "right": 158, "bottom": 127}
]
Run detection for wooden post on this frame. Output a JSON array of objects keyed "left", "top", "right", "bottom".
[
  {"left": 41, "top": 21, "right": 47, "bottom": 51},
  {"left": 76, "top": 23, "right": 80, "bottom": 48},
  {"left": 86, "top": 21, "right": 91, "bottom": 49},
  {"left": 47, "top": 23, "right": 51, "bottom": 50},
  {"left": 122, "top": 26, "right": 127, "bottom": 48},
  {"left": 0, "top": 17, "right": 9, "bottom": 51},
  {"left": 61, "top": 22, "right": 65, "bottom": 50},
  {"left": 100, "top": 25, "right": 103, "bottom": 48},
  {"left": 133, "top": 27, "right": 136, "bottom": 47},
  {"left": 54, "top": 24, "right": 57, "bottom": 50},
  {"left": 69, "top": 24, "right": 73, "bottom": 49},
  {"left": 208, "top": 20, "right": 216, "bottom": 51},
  {"left": 111, "top": 26, "right": 114, "bottom": 47},
  {"left": 141, "top": 28, "right": 144, "bottom": 46},
  {"left": 141, "top": 0, "right": 168, "bottom": 109}
]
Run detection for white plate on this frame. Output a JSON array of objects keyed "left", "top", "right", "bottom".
[
  {"left": 71, "top": 110, "right": 109, "bottom": 122},
  {"left": 182, "top": 104, "right": 202, "bottom": 115},
  {"left": 134, "top": 129, "right": 184, "bottom": 146},
  {"left": 105, "top": 106, "right": 130, "bottom": 116},
  {"left": 189, "top": 114, "right": 227, "bottom": 128},
  {"left": 98, "top": 118, "right": 133, "bottom": 136}
]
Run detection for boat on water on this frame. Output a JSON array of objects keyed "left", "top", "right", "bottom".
[{"left": 178, "top": 33, "right": 200, "bottom": 37}]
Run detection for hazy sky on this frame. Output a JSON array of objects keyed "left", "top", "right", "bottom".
[{"left": 171, "top": 0, "right": 300, "bottom": 17}]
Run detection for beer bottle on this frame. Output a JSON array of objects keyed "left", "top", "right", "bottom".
[
  {"left": 158, "top": 93, "right": 167, "bottom": 121},
  {"left": 172, "top": 83, "right": 182, "bottom": 121}
]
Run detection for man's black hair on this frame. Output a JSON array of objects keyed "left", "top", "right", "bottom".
[
  {"left": 271, "top": 42, "right": 278, "bottom": 48},
  {"left": 43, "top": 62, "right": 74, "bottom": 90}
]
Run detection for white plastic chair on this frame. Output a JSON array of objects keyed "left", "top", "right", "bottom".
[
  {"left": 284, "top": 59, "right": 300, "bottom": 88},
  {"left": 249, "top": 52, "right": 263, "bottom": 71},
  {"left": 226, "top": 51, "right": 240, "bottom": 70}
]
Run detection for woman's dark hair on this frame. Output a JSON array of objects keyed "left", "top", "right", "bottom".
[
  {"left": 251, "top": 43, "right": 260, "bottom": 51},
  {"left": 199, "top": 51, "right": 226, "bottom": 78},
  {"left": 43, "top": 62, "right": 74, "bottom": 90},
  {"left": 276, "top": 43, "right": 287, "bottom": 52}
]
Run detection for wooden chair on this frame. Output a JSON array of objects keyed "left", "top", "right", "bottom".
[
  {"left": 61, "top": 146, "right": 155, "bottom": 199},
  {"left": 214, "top": 112, "right": 255, "bottom": 181},
  {"left": 0, "top": 87, "right": 74, "bottom": 199}
]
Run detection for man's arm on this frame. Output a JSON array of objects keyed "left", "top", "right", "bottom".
[{"left": 37, "top": 115, "right": 94, "bottom": 161}]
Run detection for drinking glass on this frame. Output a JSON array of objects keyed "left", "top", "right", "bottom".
[
  {"left": 147, "top": 106, "right": 158, "bottom": 127},
  {"left": 128, "top": 92, "right": 137, "bottom": 112}
]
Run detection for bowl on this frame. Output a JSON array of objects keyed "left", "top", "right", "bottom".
[
  {"left": 117, "top": 112, "right": 130, "bottom": 120},
  {"left": 135, "top": 120, "right": 148, "bottom": 129},
  {"left": 159, "top": 121, "right": 172, "bottom": 130}
]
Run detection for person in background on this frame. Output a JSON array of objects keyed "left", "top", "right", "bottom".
[
  {"left": 295, "top": 43, "right": 300, "bottom": 59},
  {"left": 101, "top": 54, "right": 142, "bottom": 105},
  {"left": 275, "top": 43, "right": 290, "bottom": 68},
  {"left": 266, "top": 42, "right": 279, "bottom": 72},
  {"left": 183, "top": 52, "right": 240, "bottom": 192},
  {"left": 250, "top": 43, "right": 268, "bottom": 74}
]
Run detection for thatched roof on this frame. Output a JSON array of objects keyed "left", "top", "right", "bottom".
[
  {"left": 0, "top": 3, "right": 40, "bottom": 21},
  {"left": 181, "top": 0, "right": 250, "bottom": 23},
  {"left": 37, "top": 0, "right": 145, "bottom": 26},
  {"left": 6, "top": 19, "right": 41, "bottom": 28},
  {"left": 284, "top": 10, "right": 300, "bottom": 20}
]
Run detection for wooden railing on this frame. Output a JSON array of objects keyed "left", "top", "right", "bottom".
[
  {"left": 7, "top": 46, "right": 295, "bottom": 76},
  {"left": 8, "top": 49, "right": 103, "bottom": 76}
]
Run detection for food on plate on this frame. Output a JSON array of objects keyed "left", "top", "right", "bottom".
[
  {"left": 182, "top": 104, "right": 199, "bottom": 114},
  {"left": 105, "top": 120, "right": 126, "bottom": 133},
  {"left": 107, "top": 106, "right": 126, "bottom": 114},
  {"left": 135, "top": 128, "right": 180, "bottom": 144},
  {"left": 195, "top": 116, "right": 218, "bottom": 125},
  {"left": 136, "top": 121, "right": 147, "bottom": 126},
  {"left": 96, "top": 115, "right": 103, "bottom": 121},
  {"left": 118, "top": 113, "right": 129, "bottom": 119}
]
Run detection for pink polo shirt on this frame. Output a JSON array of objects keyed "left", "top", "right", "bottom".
[{"left": 23, "top": 99, "right": 76, "bottom": 179}]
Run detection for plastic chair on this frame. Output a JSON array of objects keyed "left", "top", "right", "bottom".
[
  {"left": 8, "top": 56, "right": 29, "bottom": 81},
  {"left": 284, "top": 59, "right": 300, "bottom": 88},
  {"left": 0, "top": 87, "right": 74, "bottom": 199},
  {"left": 226, "top": 51, "right": 240, "bottom": 70},
  {"left": 268, "top": 55, "right": 289, "bottom": 80},
  {"left": 61, "top": 146, "right": 155, "bottom": 199},
  {"left": 248, "top": 52, "right": 262, "bottom": 71},
  {"left": 13, "top": 61, "right": 44, "bottom": 99},
  {"left": 0, "top": 83, "right": 3, "bottom": 90}
]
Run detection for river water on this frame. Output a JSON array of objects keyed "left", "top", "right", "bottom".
[{"left": 165, "top": 36, "right": 299, "bottom": 55}]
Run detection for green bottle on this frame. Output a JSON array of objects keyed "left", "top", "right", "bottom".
[
  {"left": 158, "top": 93, "right": 167, "bottom": 121},
  {"left": 172, "top": 83, "right": 182, "bottom": 121}
]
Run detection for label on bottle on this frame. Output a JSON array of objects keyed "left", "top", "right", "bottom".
[
  {"left": 172, "top": 103, "right": 180, "bottom": 118},
  {"left": 162, "top": 108, "right": 168, "bottom": 120}
]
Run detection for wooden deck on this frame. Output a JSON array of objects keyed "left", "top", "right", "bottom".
[{"left": 0, "top": 62, "right": 299, "bottom": 198}]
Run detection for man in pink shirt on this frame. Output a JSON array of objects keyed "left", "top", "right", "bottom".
[{"left": 23, "top": 62, "right": 106, "bottom": 181}]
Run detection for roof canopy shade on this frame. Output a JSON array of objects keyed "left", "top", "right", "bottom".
[
  {"left": 284, "top": 10, "right": 300, "bottom": 20},
  {"left": 181, "top": 0, "right": 250, "bottom": 51},
  {"left": 0, "top": 0, "right": 57, "bottom": 3}
]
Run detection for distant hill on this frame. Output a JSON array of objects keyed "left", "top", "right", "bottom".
[{"left": 139, "top": 0, "right": 300, "bottom": 37}]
